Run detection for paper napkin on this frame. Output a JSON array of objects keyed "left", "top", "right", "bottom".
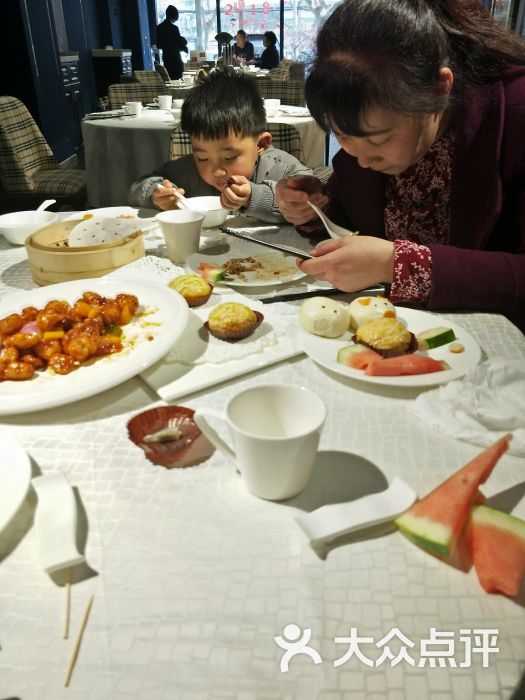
[{"left": 408, "top": 358, "right": 525, "bottom": 456}]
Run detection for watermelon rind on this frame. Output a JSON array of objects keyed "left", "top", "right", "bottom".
[
  {"left": 471, "top": 505, "right": 525, "bottom": 537},
  {"left": 395, "top": 513, "right": 451, "bottom": 558}
]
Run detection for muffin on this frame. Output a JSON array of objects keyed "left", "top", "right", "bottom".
[
  {"left": 205, "top": 302, "right": 263, "bottom": 341},
  {"left": 348, "top": 296, "right": 396, "bottom": 330},
  {"left": 355, "top": 317, "right": 416, "bottom": 357},
  {"left": 168, "top": 274, "right": 212, "bottom": 308}
]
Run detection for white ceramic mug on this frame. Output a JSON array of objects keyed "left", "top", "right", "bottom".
[
  {"left": 172, "top": 98, "right": 184, "bottom": 109},
  {"left": 154, "top": 95, "right": 172, "bottom": 110},
  {"left": 155, "top": 209, "right": 204, "bottom": 263},
  {"left": 124, "top": 101, "right": 142, "bottom": 116},
  {"left": 264, "top": 98, "right": 281, "bottom": 117},
  {"left": 194, "top": 384, "right": 326, "bottom": 501}
]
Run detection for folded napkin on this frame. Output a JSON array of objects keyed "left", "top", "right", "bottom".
[{"left": 408, "top": 358, "right": 525, "bottom": 456}]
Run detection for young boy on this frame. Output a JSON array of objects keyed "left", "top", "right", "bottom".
[{"left": 128, "top": 68, "right": 312, "bottom": 223}]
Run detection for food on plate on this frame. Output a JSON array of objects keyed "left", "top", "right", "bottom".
[
  {"left": 468, "top": 504, "right": 525, "bottom": 597},
  {"left": 299, "top": 297, "right": 350, "bottom": 338},
  {"left": 355, "top": 317, "right": 416, "bottom": 357},
  {"left": 416, "top": 326, "right": 456, "bottom": 350},
  {"left": 204, "top": 302, "right": 263, "bottom": 341},
  {"left": 395, "top": 434, "right": 512, "bottom": 557},
  {"left": 0, "top": 291, "right": 139, "bottom": 382},
  {"left": 168, "top": 274, "right": 213, "bottom": 307},
  {"left": 363, "top": 353, "right": 448, "bottom": 376},
  {"left": 337, "top": 345, "right": 447, "bottom": 375},
  {"left": 127, "top": 405, "right": 215, "bottom": 469},
  {"left": 197, "top": 262, "right": 226, "bottom": 283},
  {"left": 143, "top": 426, "right": 183, "bottom": 443},
  {"left": 449, "top": 342, "right": 465, "bottom": 354},
  {"left": 348, "top": 296, "right": 396, "bottom": 329}
]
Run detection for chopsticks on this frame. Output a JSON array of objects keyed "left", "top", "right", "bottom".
[
  {"left": 220, "top": 227, "right": 314, "bottom": 259},
  {"left": 155, "top": 183, "right": 191, "bottom": 210},
  {"left": 64, "top": 594, "right": 94, "bottom": 687}
]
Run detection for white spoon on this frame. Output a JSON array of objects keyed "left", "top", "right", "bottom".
[
  {"left": 33, "top": 199, "right": 56, "bottom": 224},
  {"left": 156, "top": 183, "right": 191, "bottom": 209},
  {"left": 308, "top": 201, "right": 359, "bottom": 239},
  {"left": 35, "top": 199, "right": 56, "bottom": 213}
]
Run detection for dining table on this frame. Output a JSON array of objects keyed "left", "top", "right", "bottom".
[
  {"left": 81, "top": 108, "right": 327, "bottom": 208},
  {"left": 0, "top": 213, "right": 524, "bottom": 700}
]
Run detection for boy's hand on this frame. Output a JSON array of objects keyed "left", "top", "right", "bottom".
[
  {"left": 152, "top": 180, "right": 186, "bottom": 210},
  {"left": 220, "top": 176, "right": 251, "bottom": 210}
]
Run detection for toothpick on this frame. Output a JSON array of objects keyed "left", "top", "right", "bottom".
[
  {"left": 63, "top": 567, "right": 71, "bottom": 640},
  {"left": 64, "top": 594, "right": 94, "bottom": 687}
]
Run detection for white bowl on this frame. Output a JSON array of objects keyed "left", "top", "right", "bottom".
[
  {"left": 0, "top": 210, "right": 58, "bottom": 245},
  {"left": 184, "top": 196, "right": 228, "bottom": 228}
]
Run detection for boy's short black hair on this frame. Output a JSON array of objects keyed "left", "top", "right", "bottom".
[
  {"left": 236, "top": 29, "right": 247, "bottom": 38},
  {"left": 180, "top": 67, "right": 266, "bottom": 140}
]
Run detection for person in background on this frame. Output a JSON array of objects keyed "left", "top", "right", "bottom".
[
  {"left": 259, "top": 31, "right": 279, "bottom": 70},
  {"left": 156, "top": 5, "right": 188, "bottom": 80},
  {"left": 275, "top": 0, "right": 525, "bottom": 332},
  {"left": 233, "top": 30, "right": 255, "bottom": 65},
  {"left": 129, "top": 68, "right": 312, "bottom": 223}
]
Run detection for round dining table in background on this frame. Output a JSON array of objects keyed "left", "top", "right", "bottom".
[{"left": 81, "top": 107, "right": 326, "bottom": 208}]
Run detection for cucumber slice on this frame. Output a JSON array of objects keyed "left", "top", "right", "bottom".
[
  {"left": 417, "top": 326, "right": 456, "bottom": 351},
  {"left": 336, "top": 343, "right": 369, "bottom": 365}
]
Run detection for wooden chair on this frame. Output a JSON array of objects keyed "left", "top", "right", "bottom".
[
  {"left": 169, "top": 122, "right": 305, "bottom": 164},
  {"left": 0, "top": 96, "right": 86, "bottom": 210},
  {"left": 107, "top": 83, "right": 160, "bottom": 109}
]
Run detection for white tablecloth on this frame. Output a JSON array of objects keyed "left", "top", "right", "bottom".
[
  {"left": 82, "top": 108, "right": 326, "bottom": 208},
  {"left": 0, "top": 227, "right": 524, "bottom": 699}
]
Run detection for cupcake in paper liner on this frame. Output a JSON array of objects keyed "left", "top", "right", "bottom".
[
  {"left": 168, "top": 274, "right": 213, "bottom": 308},
  {"left": 204, "top": 302, "right": 263, "bottom": 342},
  {"left": 127, "top": 406, "right": 214, "bottom": 468}
]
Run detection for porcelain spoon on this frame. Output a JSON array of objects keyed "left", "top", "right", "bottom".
[
  {"left": 308, "top": 201, "right": 359, "bottom": 239},
  {"left": 34, "top": 199, "right": 56, "bottom": 222}
]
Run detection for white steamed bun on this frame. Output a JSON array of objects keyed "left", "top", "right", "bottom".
[{"left": 299, "top": 297, "right": 350, "bottom": 338}]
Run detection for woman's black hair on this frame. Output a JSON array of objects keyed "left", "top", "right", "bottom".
[
  {"left": 264, "top": 31, "right": 277, "bottom": 46},
  {"left": 180, "top": 67, "right": 266, "bottom": 139},
  {"left": 306, "top": 0, "right": 525, "bottom": 136}
]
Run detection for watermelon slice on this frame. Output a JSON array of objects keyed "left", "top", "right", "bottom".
[
  {"left": 469, "top": 505, "right": 525, "bottom": 597},
  {"left": 395, "top": 434, "right": 512, "bottom": 557},
  {"left": 365, "top": 353, "right": 448, "bottom": 376}
]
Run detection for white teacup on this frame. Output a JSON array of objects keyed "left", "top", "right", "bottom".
[
  {"left": 194, "top": 384, "right": 326, "bottom": 501},
  {"left": 154, "top": 95, "right": 172, "bottom": 110},
  {"left": 124, "top": 101, "right": 142, "bottom": 116},
  {"left": 264, "top": 98, "right": 281, "bottom": 117},
  {"left": 155, "top": 209, "right": 204, "bottom": 263},
  {"left": 172, "top": 98, "right": 184, "bottom": 109}
]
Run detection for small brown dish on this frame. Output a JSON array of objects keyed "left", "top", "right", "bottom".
[
  {"left": 204, "top": 310, "right": 264, "bottom": 342},
  {"left": 127, "top": 406, "right": 214, "bottom": 469}
]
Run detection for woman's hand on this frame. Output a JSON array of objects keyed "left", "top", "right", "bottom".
[
  {"left": 275, "top": 176, "right": 329, "bottom": 225},
  {"left": 220, "top": 176, "right": 251, "bottom": 210},
  {"left": 152, "top": 180, "right": 186, "bottom": 210},
  {"left": 298, "top": 236, "right": 395, "bottom": 291}
]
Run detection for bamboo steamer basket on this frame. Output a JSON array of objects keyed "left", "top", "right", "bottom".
[{"left": 25, "top": 219, "right": 145, "bottom": 286}]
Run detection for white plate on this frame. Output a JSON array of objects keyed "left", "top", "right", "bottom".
[
  {"left": 141, "top": 291, "right": 301, "bottom": 401},
  {"left": 0, "top": 435, "right": 31, "bottom": 533},
  {"left": 187, "top": 239, "right": 306, "bottom": 288},
  {"left": 290, "top": 307, "right": 481, "bottom": 388},
  {"left": 0, "top": 278, "right": 189, "bottom": 414},
  {"left": 277, "top": 107, "right": 310, "bottom": 117}
]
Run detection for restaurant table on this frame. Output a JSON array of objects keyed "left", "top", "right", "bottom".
[
  {"left": 1, "top": 223, "right": 525, "bottom": 700},
  {"left": 82, "top": 108, "right": 326, "bottom": 207}
]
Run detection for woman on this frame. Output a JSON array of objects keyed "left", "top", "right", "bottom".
[
  {"left": 259, "top": 31, "right": 279, "bottom": 70},
  {"left": 275, "top": 0, "right": 525, "bottom": 332},
  {"left": 156, "top": 5, "right": 188, "bottom": 80}
]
